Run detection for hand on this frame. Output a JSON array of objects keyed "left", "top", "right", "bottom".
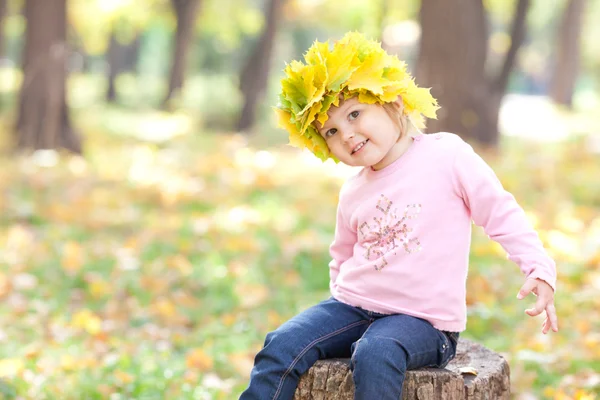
[{"left": 517, "top": 278, "right": 558, "bottom": 334}]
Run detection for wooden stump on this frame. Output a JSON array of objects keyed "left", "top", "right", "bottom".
[{"left": 293, "top": 339, "right": 510, "bottom": 399}]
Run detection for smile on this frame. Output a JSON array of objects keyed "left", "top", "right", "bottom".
[{"left": 351, "top": 140, "right": 369, "bottom": 155}]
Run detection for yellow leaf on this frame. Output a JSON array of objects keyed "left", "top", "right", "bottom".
[
  {"left": 267, "top": 310, "right": 283, "bottom": 327},
  {"left": 325, "top": 41, "right": 357, "bottom": 91},
  {"left": 221, "top": 313, "right": 236, "bottom": 328},
  {"left": 0, "top": 273, "right": 11, "bottom": 299},
  {"left": 168, "top": 255, "right": 193, "bottom": 276},
  {"left": 228, "top": 352, "right": 255, "bottom": 379},
  {"left": 283, "top": 270, "right": 300, "bottom": 286},
  {"left": 114, "top": 370, "right": 134, "bottom": 385},
  {"left": 458, "top": 366, "right": 478, "bottom": 376},
  {"left": 574, "top": 390, "right": 597, "bottom": 400},
  {"left": 184, "top": 370, "right": 200, "bottom": 384},
  {"left": 152, "top": 298, "right": 177, "bottom": 319},
  {"left": 61, "top": 355, "right": 77, "bottom": 371},
  {"left": 141, "top": 276, "right": 169, "bottom": 293},
  {"left": 275, "top": 109, "right": 301, "bottom": 138},
  {"left": 89, "top": 279, "right": 111, "bottom": 298},
  {"left": 304, "top": 40, "right": 329, "bottom": 66},
  {"left": 62, "top": 241, "right": 84, "bottom": 274},
  {"left": 72, "top": 309, "right": 102, "bottom": 335},
  {"left": 346, "top": 50, "right": 387, "bottom": 95},
  {"left": 235, "top": 283, "right": 269, "bottom": 309},
  {"left": 186, "top": 348, "right": 213, "bottom": 372},
  {"left": 0, "top": 358, "right": 24, "bottom": 378},
  {"left": 24, "top": 344, "right": 41, "bottom": 360}
]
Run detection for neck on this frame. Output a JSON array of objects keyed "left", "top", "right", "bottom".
[{"left": 371, "top": 132, "right": 415, "bottom": 171}]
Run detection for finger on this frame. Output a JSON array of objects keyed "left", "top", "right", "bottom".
[
  {"left": 517, "top": 279, "right": 537, "bottom": 300},
  {"left": 542, "top": 317, "right": 550, "bottom": 334},
  {"left": 546, "top": 303, "right": 558, "bottom": 332},
  {"left": 525, "top": 295, "right": 546, "bottom": 317}
]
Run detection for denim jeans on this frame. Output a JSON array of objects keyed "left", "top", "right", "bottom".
[{"left": 239, "top": 297, "right": 459, "bottom": 400}]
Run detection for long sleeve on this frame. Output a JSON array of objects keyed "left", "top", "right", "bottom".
[
  {"left": 451, "top": 140, "right": 557, "bottom": 291},
  {"left": 328, "top": 199, "right": 355, "bottom": 292}
]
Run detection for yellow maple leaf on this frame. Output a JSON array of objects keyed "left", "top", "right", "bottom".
[
  {"left": 357, "top": 90, "right": 380, "bottom": 104},
  {"left": 304, "top": 40, "right": 330, "bottom": 65},
  {"left": 346, "top": 50, "right": 387, "bottom": 95},
  {"left": 326, "top": 41, "right": 358, "bottom": 91},
  {"left": 275, "top": 108, "right": 300, "bottom": 137},
  {"left": 300, "top": 102, "right": 322, "bottom": 133},
  {"left": 316, "top": 94, "right": 340, "bottom": 126}
]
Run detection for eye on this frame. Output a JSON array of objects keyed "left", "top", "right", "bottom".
[
  {"left": 325, "top": 128, "right": 337, "bottom": 138},
  {"left": 349, "top": 110, "right": 360, "bottom": 120}
]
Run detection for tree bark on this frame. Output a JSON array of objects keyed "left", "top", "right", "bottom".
[
  {"left": 416, "top": 0, "right": 530, "bottom": 147},
  {"left": 294, "top": 339, "right": 510, "bottom": 399},
  {"left": 236, "top": 0, "right": 284, "bottom": 133},
  {"left": 162, "top": 0, "right": 201, "bottom": 109},
  {"left": 15, "top": 0, "right": 81, "bottom": 153},
  {"left": 549, "top": 0, "right": 586, "bottom": 107}
]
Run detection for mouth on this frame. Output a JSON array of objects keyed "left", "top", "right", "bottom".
[{"left": 351, "top": 140, "right": 369, "bottom": 155}]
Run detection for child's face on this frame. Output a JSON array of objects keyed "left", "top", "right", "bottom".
[{"left": 316, "top": 97, "right": 404, "bottom": 170}]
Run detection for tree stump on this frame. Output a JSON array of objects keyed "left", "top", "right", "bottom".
[{"left": 293, "top": 339, "right": 510, "bottom": 399}]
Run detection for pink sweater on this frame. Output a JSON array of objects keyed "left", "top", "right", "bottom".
[{"left": 329, "top": 132, "right": 557, "bottom": 332}]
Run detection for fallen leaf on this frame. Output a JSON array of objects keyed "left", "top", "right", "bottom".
[{"left": 458, "top": 367, "right": 478, "bottom": 376}]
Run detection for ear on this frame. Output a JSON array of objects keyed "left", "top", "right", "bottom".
[{"left": 391, "top": 95, "right": 404, "bottom": 112}]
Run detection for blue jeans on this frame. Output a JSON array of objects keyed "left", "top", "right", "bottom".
[{"left": 239, "top": 297, "right": 459, "bottom": 400}]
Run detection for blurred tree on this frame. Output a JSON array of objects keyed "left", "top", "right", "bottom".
[
  {"left": 162, "top": 0, "right": 202, "bottom": 109},
  {"left": 69, "top": 0, "right": 158, "bottom": 102},
  {"left": 106, "top": 28, "right": 141, "bottom": 103},
  {"left": 416, "top": 0, "right": 531, "bottom": 147},
  {"left": 550, "top": 0, "right": 586, "bottom": 107},
  {"left": 15, "top": 0, "right": 81, "bottom": 153},
  {"left": 236, "top": 0, "right": 284, "bottom": 132}
]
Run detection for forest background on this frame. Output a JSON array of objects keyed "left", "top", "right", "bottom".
[{"left": 0, "top": 0, "right": 599, "bottom": 399}]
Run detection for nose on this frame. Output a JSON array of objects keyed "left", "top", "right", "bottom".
[{"left": 341, "top": 129, "right": 355, "bottom": 143}]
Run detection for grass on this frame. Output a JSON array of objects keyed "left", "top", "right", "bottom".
[{"left": 0, "top": 72, "right": 599, "bottom": 399}]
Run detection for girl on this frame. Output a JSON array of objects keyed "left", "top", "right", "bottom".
[{"left": 239, "top": 32, "right": 558, "bottom": 400}]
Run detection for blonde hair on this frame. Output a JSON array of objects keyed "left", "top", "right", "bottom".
[{"left": 382, "top": 102, "right": 408, "bottom": 142}]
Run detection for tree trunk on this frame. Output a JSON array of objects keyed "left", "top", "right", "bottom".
[
  {"left": 162, "top": 0, "right": 201, "bottom": 109},
  {"left": 106, "top": 30, "right": 120, "bottom": 103},
  {"left": 123, "top": 34, "right": 141, "bottom": 73},
  {"left": 416, "top": 0, "right": 530, "bottom": 147},
  {"left": 105, "top": 30, "right": 140, "bottom": 103},
  {"left": 549, "top": 0, "right": 586, "bottom": 107},
  {"left": 294, "top": 339, "right": 510, "bottom": 399},
  {"left": 236, "top": 0, "right": 284, "bottom": 133},
  {"left": 15, "top": 0, "right": 81, "bottom": 154}
]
